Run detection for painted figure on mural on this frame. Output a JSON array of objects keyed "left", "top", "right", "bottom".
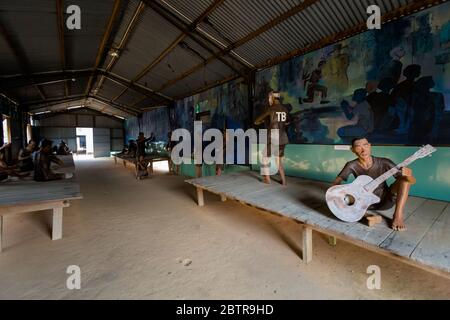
[
  {"left": 302, "top": 60, "right": 328, "bottom": 104},
  {"left": 298, "top": 109, "right": 332, "bottom": 144},
  {"left": 411, "top": 13, "right": 434, "bottom": 57},
  {"left": 322, "top": 44, "right": 350, "bottom": 95},
  {"left": 409, "top": 76, "right": 444, "bottom": 144},
  {"left": 377, "top": 46, "right": 405, "bottom": 84},
  {"left": 338, "top": 88, "right": 374, "bottom": 142},
  {"left": 390, "top": 64, "right": 421, "bottom": 134},
  {"left": 252, "top": 3, "right": 450, "bottom": 145},
  {"left": 255, "top": 75, "right": 273, "bottom": 117},
  {"left": 288, "top": 111, "right": 307, "bottom": 144},
  {"left": 366, "top": 77, "right": 396, "bottom": 132},
  {"left": 229, "top": 82, "right": 247, "bottom": 124}
]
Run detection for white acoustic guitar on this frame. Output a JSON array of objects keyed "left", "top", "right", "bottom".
[{"left": 325, "top": 145, "right": 436, "bottom": 222}]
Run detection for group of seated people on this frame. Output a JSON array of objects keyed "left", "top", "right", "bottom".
[
  {"left": 0, "top": 139, "right": 72, "bottom": 183},
  {"left": 119, "top": 132, "right": 156, "bottom": 159}
]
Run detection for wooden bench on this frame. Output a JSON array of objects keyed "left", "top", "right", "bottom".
[
  {"left": 0, "top": 155, "right": 82, "bottom": 252},
  {"left": 114, "top": 154, "right": 171, "bottom": 176},
  {"left": 186, "top": 171, "right": 450, "bottom": 279}
]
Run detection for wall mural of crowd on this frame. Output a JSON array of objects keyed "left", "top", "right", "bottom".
[{"left": 254, "top": 1, "right": 450, "bottom": 145}]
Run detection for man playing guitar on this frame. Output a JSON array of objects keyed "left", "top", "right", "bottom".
[{"left": 332, "top": 137, "right": 416, "bottom": 231}]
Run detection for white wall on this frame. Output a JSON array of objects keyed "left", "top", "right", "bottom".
[{"left": 76, "top": 127, "right": 94, "bottom": 153}]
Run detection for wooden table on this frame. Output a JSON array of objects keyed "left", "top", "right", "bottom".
[{"left": 0, "top": 155, "right": 82, "bottom": 252}]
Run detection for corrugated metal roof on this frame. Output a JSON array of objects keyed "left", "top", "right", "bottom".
[
  {"left": 64, "top": 0, "right": 117, "bottom": 70},
  {"left": 41, "top": 82, "right": 66, "bottom": 99},
  {"left": 136, "top": 41, "right": 208, "bottom": 89},
  {"left": 231, "top": 0, "right": 416, "bottom": 67},
  {"left": 161, "top": 58, "right": 234, "bottom": 98},
  {"left": 156, "top": 0, "right": 214, "bottom": 23},
  {"left": 0, "top": 0, "right": 440, "bottom": 113},
  {"left": 8, "top": 86, "right": 43, "bottom": 103},
  {"left": 0, "top": 35, "right": 20, "bottom": 75},
  {"left": 115, "top": 89, "right": 146, "bottom": 106},
  {"left": 109, "top": 7, "right": 183, "bottom": 80},
  {"left": 69, "top": 77, "right": 89, "bottom": 96},
  {"left": 100, "top": 0, "right": 142, "bottom": 71},
  {"left": 97, "top": 78, "right": 124, "bottom": 100},
  {"left": 0, "top": 0, "right": 60, "bottom": 74}
]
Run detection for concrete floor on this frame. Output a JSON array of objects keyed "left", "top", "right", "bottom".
[{"left": 1, "top": 158, "right": 449, "bottom": 299}]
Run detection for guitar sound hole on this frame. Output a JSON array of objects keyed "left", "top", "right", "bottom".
[{"left": 344, "top": 194, "right": 356, "bottom": 206}]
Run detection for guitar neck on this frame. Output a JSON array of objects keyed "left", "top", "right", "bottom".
[{"left": 365, "top": 157, "right": 415, "bottom": 192}]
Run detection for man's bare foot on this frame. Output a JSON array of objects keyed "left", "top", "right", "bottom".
[
  {"left": 262, "top": 176, "right": 271, "bottom": 184},
  {"left": 392, "top": 219, "right": 407, "bottom": 231}
]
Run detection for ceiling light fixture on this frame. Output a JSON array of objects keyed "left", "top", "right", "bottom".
[{"left": 108, "top": 48, "right": 120, "bottom": 58}]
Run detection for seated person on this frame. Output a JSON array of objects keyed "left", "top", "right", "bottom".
[
  {"left": 18, "top": 140, "right": 36, "bottom": 172},
  {"left": 33, "top": 139, "right": 66, "bottom": 182},
  {"left": 118, "top": 144, "right": 129, "bottom": 156},
  {"left": 126, "top": 140, "right": 137, "bottom": 158},
  {"left": 337, "top": 89, "right": 374, "bottom": 141},
  {"left": 135, "top": 132, "right": 155, "bottom": 175},
  {"left": 56, "top": 140, "right": 71, "bottom": 155},
  {"left": 0, "top": 143, "right": 29, "bottom": 180},
  {"left": 332, "top": 137, "right": 416, "bottom": 231}
]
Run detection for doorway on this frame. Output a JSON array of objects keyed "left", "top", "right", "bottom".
[
  {"left": 76, "top": 127, "right": 94, "bottom": 160},
  {"left": 2, "top": 115, "right": 11, "bottom": 144}
]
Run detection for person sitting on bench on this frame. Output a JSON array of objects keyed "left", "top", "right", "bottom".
[
  {"left": 135, "top": 132, "right": 155, "bottom": 177},
  {"left": 332, "top": 137, "right": 416, "bottom": 231},
  {"left": 33, "top": 139, "right": 67, "bottom": 182},
  {"left": 0, "top": 143, "right": 30, "bottom": 180},
  {"left": 18, "top": 140, "right": 36, "bottom": 172},
  {"left": 56, "top": 140, "right": 71, "bottom": 155},
  {"left": 127, "top": 140, "right": 137, "bottom": 158}
]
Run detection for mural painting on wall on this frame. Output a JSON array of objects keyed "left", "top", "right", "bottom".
[
  {"left": 125, "top": 107, "right": 170, "bottom": 143},
  {"left": 170, "top": 78, "right": 249, "bottom": 132},
  {"left": 254, "top": 2, "right": 450, "bottom": 145}
]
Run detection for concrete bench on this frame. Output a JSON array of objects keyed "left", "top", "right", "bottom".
[{"left": 186, "top": 171, "right": 450, "bottom": 279}]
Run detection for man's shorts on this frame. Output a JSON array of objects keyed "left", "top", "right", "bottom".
[
  {"left": 265, "top": 144, "right": 286, "bottom": 157},
  {"left": 369, "top": 188, "right": 396, "bottom": 211}
]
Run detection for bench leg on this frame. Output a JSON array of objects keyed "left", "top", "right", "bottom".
[
  {"left": 52, "top": 207, "right": 63, "bottom": 240},
  {"left": 196, "top": 187, "right": 204, "bottom": 206},
  {"left": 114, "top": 157, "right": 117, "bottom": 165},
  {"left": 221, "top": 194, "right": 227, "bottom": 202},
  {"left": 150, "top": 161, "right": 153, "bottom": 174},
  {"left": 328, "top": 236, "right": 337, "bottom": 246},
  {"left": 123, "top": 160, "right": 126, "bottom": 167},
  {"left": 195, "top": 165, "right": 202, "bottom": 178},
  {"left": 302, "top": 225, "right": 312, "bottom": 264},
  {"left": 0, "top": 215, "right": 3, "bottom": 253}
]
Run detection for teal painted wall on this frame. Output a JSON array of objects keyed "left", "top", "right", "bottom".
[
  {"left": 252, "top": 145, "right": 450, "bottom": 202},
  {"left": 179, "top": 163, "right": 250, "bottom": 178}
]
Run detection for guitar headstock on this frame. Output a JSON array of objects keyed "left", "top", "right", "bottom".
[{"left": 413, "top": 144, "right": 437, "bottom": 160}]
